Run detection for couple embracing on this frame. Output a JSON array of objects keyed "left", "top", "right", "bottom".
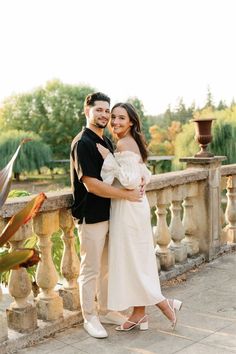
[{"left": 70, "top": 92, "right": 182, "bottom": 338}]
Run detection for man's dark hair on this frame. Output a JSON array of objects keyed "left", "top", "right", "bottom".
[{"left": 84, "top": 92, "right": 110, "bottom": 108}]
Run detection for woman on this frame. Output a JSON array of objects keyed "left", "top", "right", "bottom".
[{"left": 97, "top": 102, "right": 182, "bottom": 331}]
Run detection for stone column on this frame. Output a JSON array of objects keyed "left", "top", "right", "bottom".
[
  {"left": 6, "top": 222, "right": 38, "bottom": 333},
  {"left": 59, "top": 209, "right": 80, "bottom": 311},
  {"left": 182, "top": 183, "right": 199, "bottom": 256},
  {"left": 0, "top": 310, "right": 8, "bottom": 342},
  {"left": 33, "top": 211, "right": 63, "bottom": 321},
  {"left": 220, "top": 176, "right": 228, "bottom": 244},
  {"left": 180, "top": 156, "right": 226, "bottom": 260},
  {"left": 0, "top": 218, "right": 4, "bottom": 304},
  {"left": 0, "top": 218, "right": 8, "bottom": 341},
  {"left": 225, "top": 175, "right": 236, "bottom": 243},
  {"left": 169, "top": 186, "right": 187, "bottom": 263},
  {"left": 154, "top": 188, "right": 175, "bottom": 270}
]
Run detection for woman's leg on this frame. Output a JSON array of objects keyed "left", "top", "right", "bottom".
[
  {"left": 120, "top": 306, "right": 146, "bottom": 330},
  {"left": 156, "top": 299, "right": 182, "bottom": 329},
  {"left": 156, "top": 300, "right": 175, "bottom": 321}
]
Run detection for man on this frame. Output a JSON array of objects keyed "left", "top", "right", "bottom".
[{"left": 70, "top": 92, "right": 142, "bottom": 338}]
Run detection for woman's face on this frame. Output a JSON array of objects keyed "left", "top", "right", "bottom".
[{"left": 110, "top": 106, "right": 132, "bottom": 138}]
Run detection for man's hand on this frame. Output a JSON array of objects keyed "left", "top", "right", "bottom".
[
  {"left": 97, "top": 143, "right": 110, "bottom": 159},
  {"left": 125, "top": 188, "right": 143, "bottom": 202}
]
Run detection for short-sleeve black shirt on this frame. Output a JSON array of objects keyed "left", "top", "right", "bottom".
[{"left": 70, "top": 128, "right": 114, "bottom": 223}]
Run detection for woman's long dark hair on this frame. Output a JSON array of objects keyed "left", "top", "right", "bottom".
[{"left": 111, "top": 102, "right": 148, "bottom": 162}]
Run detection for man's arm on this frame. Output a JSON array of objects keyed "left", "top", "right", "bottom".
[{"left": 82, "top": 176, "right": 142, "bottom": 202}]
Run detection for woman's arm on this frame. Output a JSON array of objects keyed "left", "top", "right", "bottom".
[{"left": 82, "top": 176, "right": 142, "bottom": 202}]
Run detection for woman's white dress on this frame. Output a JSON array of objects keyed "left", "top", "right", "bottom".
[{"left": 101, "top": 151, "right": 165, "bottom": 311}]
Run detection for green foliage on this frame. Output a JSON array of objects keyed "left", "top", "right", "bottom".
[
  {"left": 1, "top": 234, "right": 37, "bottom": 285},
  {"left": 148, "top": 121, "right": 182, "bottom": 157},
  {"left": 0, "top": 80, "right": 95, "bottom": 159},
  {"left": 210, "top": 108, "right": 236, "bottom": 164},
  {"left": 172, "top": 123, "right": 197, "bottom": 170},
  {"left": 172, "top": 105, "right": 236, "bottom": 169},
  {"left": 8, "top": 190, "right": 31, "bottom": 198},
  {"left": 0, "top": 130, "right": 52, "bottom": 175},
  {"left": 0, "top": 142, "right": 45, "bottom": 276},
  {"left": 51, "top": 229, "right": 80, "bottom": 275},
  {"left": 127, "top": 97, "right": 151, "bottom": 142},
  {"left": 156, "top": 100, "right": 195, "bottom": 129},
  {"left": 204, "top": 86, "right": 215, "bottom": 109}
]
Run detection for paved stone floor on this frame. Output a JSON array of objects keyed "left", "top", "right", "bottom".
[{"left": 17, "top": 252, "right": 236, "bottom": 354}]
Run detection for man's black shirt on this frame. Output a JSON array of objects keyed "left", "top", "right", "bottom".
[{"left": 70, "top": 128, "right": 114, "bottom": 223}]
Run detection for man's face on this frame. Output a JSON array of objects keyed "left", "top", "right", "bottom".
[{"left": 85, "top": 100, "right": 110, "bottom": 129}]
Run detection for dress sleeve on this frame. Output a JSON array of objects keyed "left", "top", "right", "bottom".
[
  {"left": 141, "top": 164, "right": 152, "bottom": 184},
  {"left": 100, "top": 153, "right": 141, "bottom": 189}
]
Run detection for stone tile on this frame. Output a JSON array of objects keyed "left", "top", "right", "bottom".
[
  {"left": 183, "top": 268, "right": 232, "bottom": 290},
  {"left": 175, "top": 342, "right": 235, "bottom": 354},
  {"left": 72, "top": 328, "right": 193, "bottom": 354},
  {"left": 206, "top": 254, "right": 236, "bottom": 269},
  {"left": 217, "top": 322, "right": 236, "bottom": 335},
  {"left": 54, "top": 324, "right": 90, "bottom": 344},
  {"left": 17, "top": 347, "right": 49, "bottom": 354},
  {"left": 174, "top": 308, "right": 235, "bottom": 332},
  {"left": 212, "top": 281, "right": 236, "bottom": 294},
  {"left": 200, "top": 331, "right": 236, "bottom": 352},
  {"left": 146, "top": 312, "right": 210, "bottom": 342},
  {"left": 179, "top": 288, "right": 236, "bottom": 319},
  {"left": 161, "top": 268, "right": 231, "bottom": 301},
  {"left": 17, "top": 338, "right": 66, "bottom": 354},
  {"left": 50, "top": 345, "right": 87, "bottom": 353}
]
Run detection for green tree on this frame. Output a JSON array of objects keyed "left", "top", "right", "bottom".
[
  {"left": 211, "top": 122, "right": 236, "bottom": 163},
  {"left": 0, "top": 130, "right": 52, "bottom": 180},
  {"left": 172, "top": 123, "right": 197, "bottom": 170},
  {"left": 161, "top": 105, "right": 174, "bottom": 128},
  {"left": 0, "top": 80, "right": 94, "bottom": 159},
  {"left": 127, "top": 97, "right": 151, "bottom": 142},
  {"left": 217, "top": 100, "right": 228, "bottom": 111},
  {"left": 204, "top": 86, "right": 215, "bottom": 109},
  {"left": 173, "top": 105, "right": 236, "bottom": 169}
]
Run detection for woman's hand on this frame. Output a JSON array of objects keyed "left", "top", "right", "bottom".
[{"left": 96, "top": 143, "right": 110, "bottom": 159}]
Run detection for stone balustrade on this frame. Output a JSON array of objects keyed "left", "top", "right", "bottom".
[{"left": 0, "top": 157, "right": 236, "bottom": 347}]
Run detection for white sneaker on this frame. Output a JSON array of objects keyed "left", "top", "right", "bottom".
[
  {"left": 99, "top": 311, "right": 127, "bottom": 325},
  {"left": 83, "top": 316, "right": 108, "bottom": 338}
]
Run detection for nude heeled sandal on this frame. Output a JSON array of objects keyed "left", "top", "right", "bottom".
[
  {"left": 115, "top": 315, "right": 148, "bottom": 331},
  {"left": 167, "top": 299, "right": 182, "bottom": 330}
]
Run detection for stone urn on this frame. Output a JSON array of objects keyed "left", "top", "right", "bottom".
[{"left": 192, "top": 118, "right": 216, "bottom": 157}]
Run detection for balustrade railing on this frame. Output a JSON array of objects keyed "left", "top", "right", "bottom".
[{"left": 0, "top": 159, "right": 236, "bottom": 345}]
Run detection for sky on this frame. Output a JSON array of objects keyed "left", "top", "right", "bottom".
[{"left": 0, "top": 0, "right": 235, "bottom": 116}]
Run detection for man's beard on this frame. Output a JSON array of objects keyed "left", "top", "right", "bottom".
[{"left": 94, "top": 121, "right": 108, "bottom": 129}]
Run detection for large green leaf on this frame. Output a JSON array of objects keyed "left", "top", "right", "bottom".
[
  {"left": 0, "top": 193, "right": 46, "bottom": 247},
  {"left": 0, "top": 139, "right": 31, "bottom": 209},
  {"left": 0, "top": 249, "right": 40, "bottom": 272}
]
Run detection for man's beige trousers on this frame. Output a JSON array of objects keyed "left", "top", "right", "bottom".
[{"left": 75, "top": 220, "right": 109, "bottom": 320}]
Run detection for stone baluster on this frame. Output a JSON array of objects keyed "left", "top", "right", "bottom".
[
  {"left": 154, "top": 188, "right": 175, "bottom": 270},
  {"left": 6, "top": 221, "right": 38, "bottom": 332},
  {"left": 225, "top": 175, "right": 236, "bottom": 243},
  {"left": 59, "top": 209, "right": 80, "bottom": 310},
  {"left": 180, "top": 157, "right": 225, "bottom": 260},
  {"left": 0, "top": 218, "right": 4, "bottom": 304},
  {"left": 33, "top": 211, "right": 63, "bottom": 321},
  {"left": 220, "top": 177, "right": 228, "bottom": 244},
  {"left": 169, "top": 186, "right": 187, "bottom": 263},
  {"left": 182, "top": 183, "right": 199, "bottom": 256},
  {"left": 0, "top": 310, "right": 8, "bottom": 342},
  {"left": 0, "top": 217, "right": 8, "bottom": 341},
  {"left": 146, "top": 192, "right": 161, "bottom": 273}
]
